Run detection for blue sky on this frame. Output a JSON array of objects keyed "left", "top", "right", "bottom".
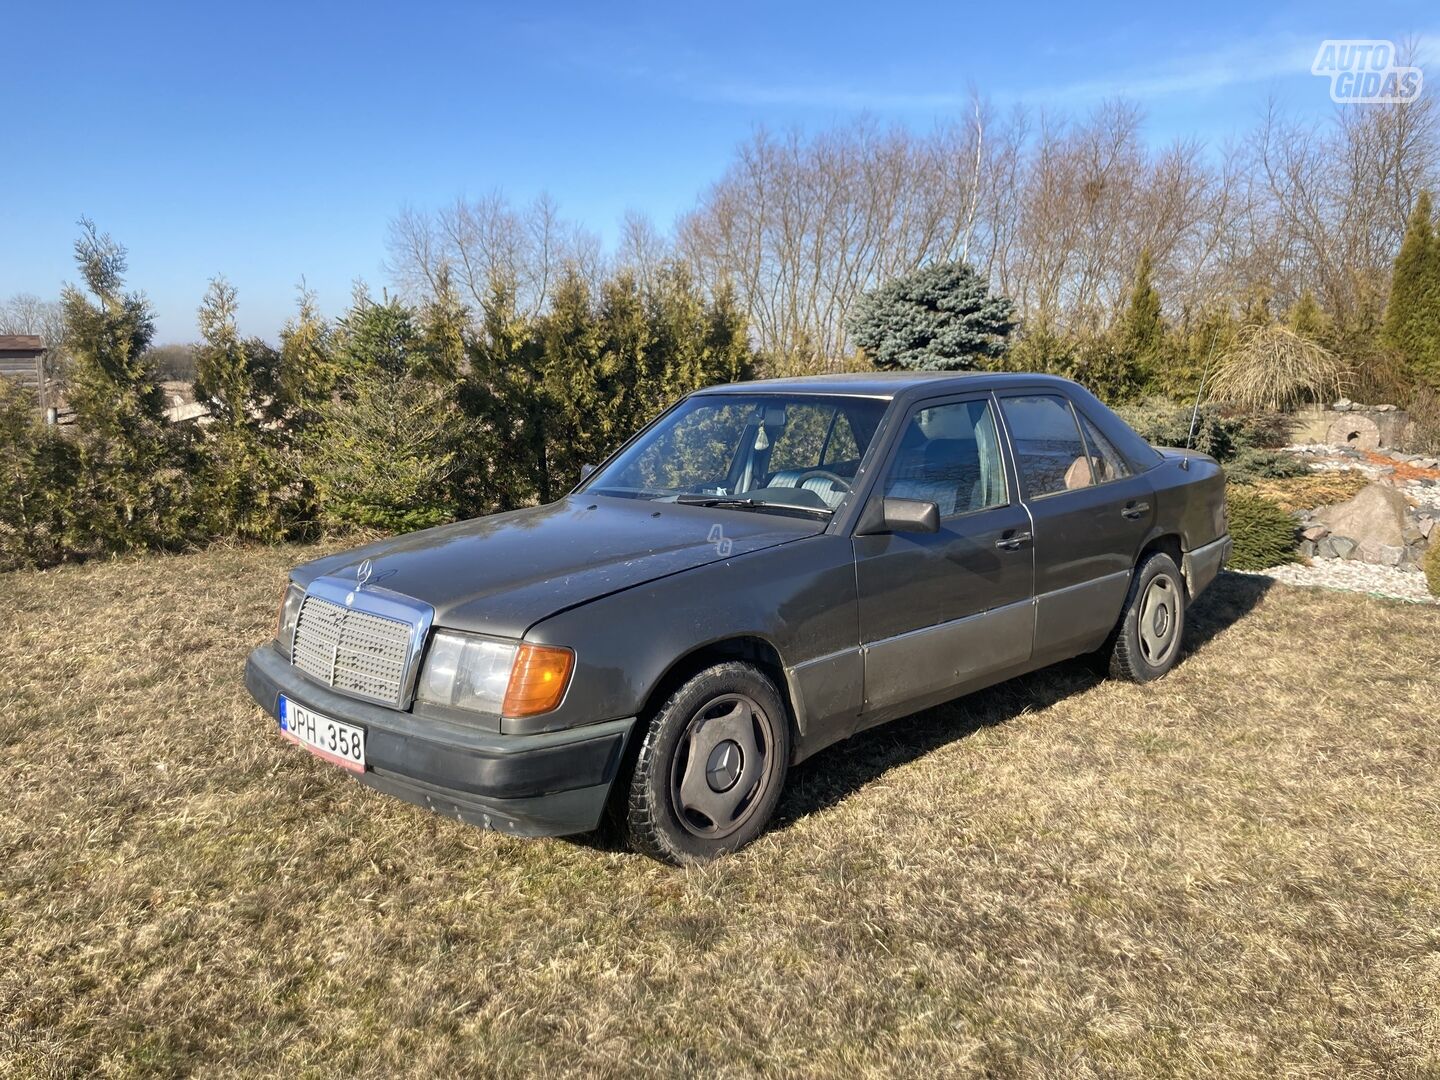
[{"left": 3, "top": 1, "right": 1435, "bottom": 342}]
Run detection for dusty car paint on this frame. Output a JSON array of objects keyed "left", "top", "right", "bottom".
[
  {"left": 289, "top": 497, "right": 827, "bottom": 640},
  {"left": 245, "top": 371, "right": 1229, "bottom": 837}
]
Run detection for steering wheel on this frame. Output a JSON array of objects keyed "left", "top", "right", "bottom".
[{"left": 793, "top": 469, "right": 853, "bottom": 494}]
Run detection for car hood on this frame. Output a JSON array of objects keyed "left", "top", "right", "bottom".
[{"left": 292, "top": 495, "right": 824, "bottom": 638}]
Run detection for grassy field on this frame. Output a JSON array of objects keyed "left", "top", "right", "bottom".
[{"left": 2, "top": 545, "right": 1438, "bottom": 1078}]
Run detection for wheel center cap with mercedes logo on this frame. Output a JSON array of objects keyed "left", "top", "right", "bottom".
[{"left": 705, "top": 740, "right": 743, "bottom": 792}]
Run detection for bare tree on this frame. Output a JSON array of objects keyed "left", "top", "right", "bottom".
[
  {"left": 1241, "top": 71, "right": 1438, "bottom": 322},
  {"left": 386, "top": 192, "right": 601, "bottom": 321},
  {"left": 1, "top": 293, "right": 68, "bottom": 388},
  {"left": 678, "top": 117, "right": 989, "bottom": 365},
  {"left": 389, "top": 75, "right": 1437, "bottom": 366},
  {"left": 0, "top": 293, "right": 64, "bottom": 342},
  {"left": 617, "top": 210, "right": 671, "bottom": 292}
]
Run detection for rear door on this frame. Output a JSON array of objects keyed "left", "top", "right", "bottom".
[
  {"left": 994, "top": 391, "right": 1155, "bottom": 663},
  {"left": 852, "top": 393, "right": 1035, "bottom": 725}
]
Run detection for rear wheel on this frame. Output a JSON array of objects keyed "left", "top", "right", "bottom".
[
  {"left": 624, "top": 661, "right": 790, "bottom": 864},
  {"left": 1107, "top": 552, "right": 1185, "bottom": 683}
]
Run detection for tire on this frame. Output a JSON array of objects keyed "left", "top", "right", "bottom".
[
  {"left": 624, "top": 661, "right": 791, "bottom": 864},
  {"left": 1107, "top": 552, "right": 1186, "bottom": 683}
]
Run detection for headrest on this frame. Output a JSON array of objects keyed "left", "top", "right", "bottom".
[
  {"left": 1063, "top": 457, "right": 1094, "bottom": 489},
  {"left": 919, "top": 406, "right": 978, "bottom": 440}
]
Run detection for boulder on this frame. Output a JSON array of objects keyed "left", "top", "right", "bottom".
[
  {"left": 1331, "top": 536, "right": 1359, "bottom": 559},
  {"left": 1315, "top": 483, "right": 1412, "bottom": 564},
  {"left": 1376, "top": 544, "right": 1406, "bottom": 567},
  {"left": 1301, "top": 524, "right": 1330, "bottom": 542},
  {"left": 1316, "top": 536, "right": 1339, "bottom": 559},
  {"left": 1419, "top": 516, "right": 1436, "bottom": 539}
]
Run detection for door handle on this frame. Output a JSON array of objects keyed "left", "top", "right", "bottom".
[
  {"left": 995, "top": 531, "right": 1032, "bottom": 550},
  {"left": 1121, "top": 502, "right": 1150, "bottom": 519}
]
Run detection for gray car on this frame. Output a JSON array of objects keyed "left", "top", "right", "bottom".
[{"left": 245, "top": 372, "right": 1230, "bottom": 863}]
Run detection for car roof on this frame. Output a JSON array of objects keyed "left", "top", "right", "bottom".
[{"left": 692, "top": 370, "right": 1084, "bottom": 403}]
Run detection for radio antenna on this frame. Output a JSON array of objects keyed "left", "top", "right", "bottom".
[{"left": 1183, "top": 327, "right": 1222, "bottom": 468}]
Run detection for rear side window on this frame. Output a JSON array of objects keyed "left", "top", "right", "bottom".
[{"left": 1000, "top": 395, "right": 1092, "bottom": 498}]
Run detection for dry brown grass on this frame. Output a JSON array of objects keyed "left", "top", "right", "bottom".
[
  {"left": 1209, "top": 324, "right": 1346, "bottom": 413},
  {"left": 2, "top": 546, "right": 1439, "bottom": 1078},
  {"left": 1239, "top": 471, "right": 1371, "bottom": 513}
]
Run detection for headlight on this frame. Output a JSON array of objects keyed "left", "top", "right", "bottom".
[
  {"left": 275, "top": 583, "right": 305, "bottom": 652},
  {"left": 417, "top": 630, "right": 573, "bottom": 718}
]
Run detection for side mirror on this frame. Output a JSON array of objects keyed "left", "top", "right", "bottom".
[
  {"left": 883, "top": 497, "right": 939, "bottom": 534},
  {"left": 855, "top": 495, "right": 940, "bottom": 535},
  {"left": 579, "top": 463, "right": 596, "bottom": 482}
]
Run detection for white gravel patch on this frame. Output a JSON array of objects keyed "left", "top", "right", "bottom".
[{"left": 1234, "top": 561, "right": 1438, "bottom": 604}]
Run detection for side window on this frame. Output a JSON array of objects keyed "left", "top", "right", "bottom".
[
  {"left": 1078, "top": 413, "right": 1133, "bottom": 484},
  {"left": 1000, "top": 395, "right": 1092, "bottom": 498},
  {"left": 820, "top": 412, "right": 860, "bottom": 469},
  {"left": 883, "top": 400, "right": 1006, "bottom": 518}
]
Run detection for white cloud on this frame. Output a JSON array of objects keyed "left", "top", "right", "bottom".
[{"left": 663, "top": 29, "right": 1439, "bottom": 113}]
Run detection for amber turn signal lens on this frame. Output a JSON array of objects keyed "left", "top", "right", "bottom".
[{"left": 502, "top": 644, "right": 574, "bottom": 718}]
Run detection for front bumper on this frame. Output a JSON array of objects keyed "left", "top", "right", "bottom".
[{"left": 245, "top": 644, "right": 636, "bottom": 837}]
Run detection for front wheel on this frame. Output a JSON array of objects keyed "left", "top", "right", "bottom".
[
  {"left": 1106, "top": 552, "right": 1186, "bottom": 683},
  {"left": 624, "top": 661, "right": 790, "bottom": 864}
]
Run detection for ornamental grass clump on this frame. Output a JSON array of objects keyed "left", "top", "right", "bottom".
[{"left": 1209, "top": 324, "right": 1345, "bottom": 412}]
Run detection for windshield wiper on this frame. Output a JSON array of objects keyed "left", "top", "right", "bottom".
[{"left": 671, "top": 494, "right": 831, "bottom": 517}]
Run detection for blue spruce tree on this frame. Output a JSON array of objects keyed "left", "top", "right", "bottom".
[{"left": 847, "top": 261, "right": 1016, "bottom": 371}]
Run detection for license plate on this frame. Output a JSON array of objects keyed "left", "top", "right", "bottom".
[{"left": 279, "top": 696, "right": 366, "bottom": 773}]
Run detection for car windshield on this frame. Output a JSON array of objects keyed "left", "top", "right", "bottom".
[{"left": 582, "top": 393, "right": 889, "bottom": 515}]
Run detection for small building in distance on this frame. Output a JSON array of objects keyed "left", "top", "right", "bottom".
[{"left": 0, "top": 335, "right": 47, "bottom": 410}]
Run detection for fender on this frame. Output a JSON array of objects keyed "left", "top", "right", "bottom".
[{"left": 520, "top": 533, "right": 863, "bottom": 751}]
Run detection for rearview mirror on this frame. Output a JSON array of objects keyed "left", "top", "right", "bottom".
[{"left": 881, "top": 497, "right": 939, "bottom": 534}]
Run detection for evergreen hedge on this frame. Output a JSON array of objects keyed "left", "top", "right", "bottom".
[
  {"left": 1226, "top": 491, "right": 1299, "bottom": 571},
  {"left": 1223, "top": 448, "right": 1310, "bottom": 485},
  {"left": 1115, "top": 399, "right": 1293, "bottom": 462},
  {"left": 0, "top": 225, "right": 760, "bottom": 571}
]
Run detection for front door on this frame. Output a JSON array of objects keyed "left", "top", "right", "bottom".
[
  {"left": 995, "top": 391, "right": 1156, "bottom": 662},
  {"left": 853, "top": 394, "right": 1036, "bottom": 726}
]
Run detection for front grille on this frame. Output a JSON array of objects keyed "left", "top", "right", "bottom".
[{"left": 291, "top": 594, "right": 414, "bottom": 706}]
